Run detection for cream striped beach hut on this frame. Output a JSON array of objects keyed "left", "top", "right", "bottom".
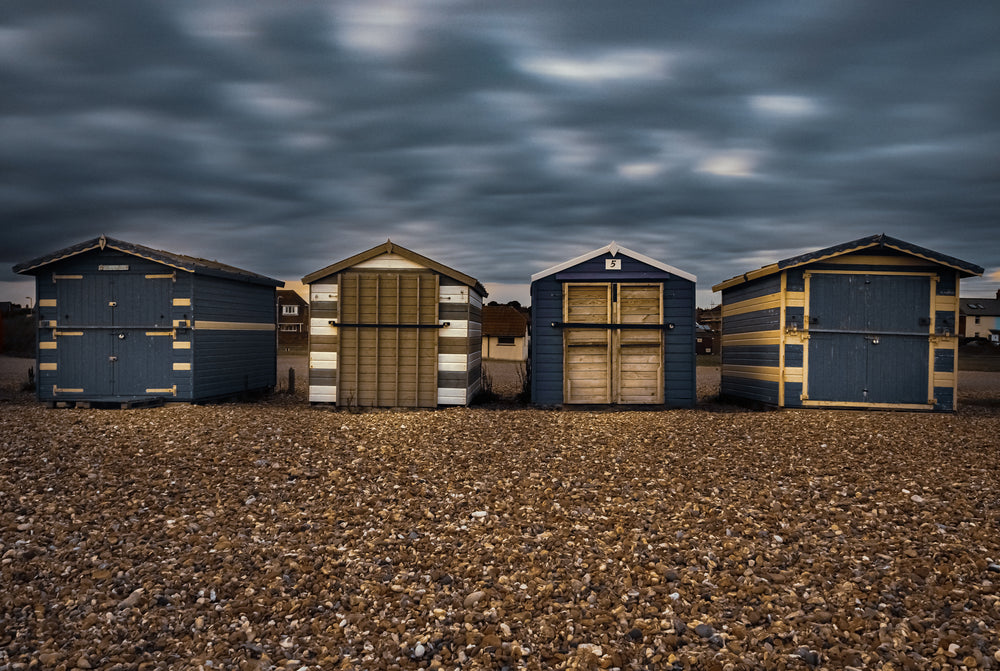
[{"left": 302, "top": 241, "right": 487, "bottom": 407}]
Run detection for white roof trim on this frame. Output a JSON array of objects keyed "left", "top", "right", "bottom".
[{"left": 530, "top": 241, "right": 697, "bottom": 283}]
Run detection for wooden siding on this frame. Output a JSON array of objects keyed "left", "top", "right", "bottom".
[
  {"left": 531, "top": 249, "right": 695, "bottom": 407},
  {"left": 30, "top": 247, "right": 276, "bottom": 403},
  {"left": 718, "top": 252, "right": 966, "bottom": 411},
  {"left": 306, "top": 250, "right": 484, "bottom": 407}
]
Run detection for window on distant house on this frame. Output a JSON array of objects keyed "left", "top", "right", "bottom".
[
  {"left": 975, "top": 316, "right": 981, "bottom": 324},
  {"left": 282, "top": 305, "right": 299, "bottom": 316},
  {"left": 280, "top": 324, "right": 300, "bottom": 332},
  {"left": 497, "top": 336, "right": 516, "bottom": 345}
]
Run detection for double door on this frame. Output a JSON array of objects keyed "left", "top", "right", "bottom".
[
  {"left": 54, "top": 273, "right": 173, "bottom": 397},
  {"left": 563, "top": 283, "right": 664, "bottom": 404},
  {"left": 806, "top": 273, "right": 931, "bottom": 406},
  {"left": 337, "top": 271, "right": 440, "bottom": 407}
]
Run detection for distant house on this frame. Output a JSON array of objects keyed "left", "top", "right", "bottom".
[
  {"left": 482, "top": 305, "right": 528, "bottom": 361},
  {"left": 277, "top": 289, "right": 309, "bottom": 350},
  {"left": 959, "top": 290, "right": 1000, "bottom": 343}
]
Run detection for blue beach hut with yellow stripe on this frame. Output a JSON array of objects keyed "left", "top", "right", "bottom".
[{"left": 712, "top": 234, "right": 983, "bottom": 411}]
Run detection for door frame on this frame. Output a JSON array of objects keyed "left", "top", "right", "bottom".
[{"left": 562, "top": 281, "right": 664, "bottom": 404}]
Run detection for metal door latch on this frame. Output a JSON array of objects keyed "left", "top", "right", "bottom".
[{"left": 109, "top": 356, "right": 118, "bottom": 362}]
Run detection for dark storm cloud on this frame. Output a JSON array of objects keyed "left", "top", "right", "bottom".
[{"left": 3, "top": 0, "right": 999, "bottom": 305}]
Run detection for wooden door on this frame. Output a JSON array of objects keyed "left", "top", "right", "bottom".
[
  {"left": 616, "top": 284, "right": 664, "bottom": 404},
  {"left": 338, "top": 271, "right": 439, "bottom": 407},
  {"left": 563, "top": 284, "right": 612, "bottom": 403},
  {"left": 563, "top": 283, "right": 663, "bottom": 404}
]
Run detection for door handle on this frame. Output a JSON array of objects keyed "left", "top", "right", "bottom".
[{"left": 109, "top": 356, "right": 118, "bottom": 362}]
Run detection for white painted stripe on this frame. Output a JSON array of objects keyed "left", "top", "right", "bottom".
[
  {"left": 470, "top": 293, "right": 483, "bottom": 309},
  {"left": 310, "top": 351, "right": 338, "bottom": 363},
  {"left": 354, "top": 253, "right": 424, "bottom": 270},
  {"left": 437, "top": 388, "right": 467, "bottom": 405},
  {"left": 311, "top": 317, "right": 337, "bottom": 329},
  {"left": 311, "top": 325, "right": 338, "bottom": 337},
  {"left": 440, "top": 285, "right": 469, "bottom": 302},
  {"left": 440, "top": 320, "right": 468, "bottom": 337},
  {"left": 310, "top": 284, "right": 339, "bottom": 301},
  {"left": 309, "top": 385, "right": 338, "bottom": 402}
]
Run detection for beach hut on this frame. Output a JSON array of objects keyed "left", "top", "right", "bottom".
[
  {"left": 13, "top": 235, "right": 283, "bottom": 406},
  {"left": 530, "top": 242, "right": 697, "bottom": 406},
  {"left": 711, "top": 234, "right": 983, "bottom": 411},
  {"left": 302, "top": 241, "right": 486, "bottom": 407}
]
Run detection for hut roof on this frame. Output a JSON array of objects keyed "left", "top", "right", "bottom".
[
  {"left": 12, "top": 235, "right": 283, "bottom": 287},
  {"left": 712, "top": 233, "right": 984, "bottom": 292},
  {"left": 482, "top": 305, "right": 527, "bottom": 337},
  {"left": 530, "top": 241, "right": 696, "bottom": 283},
  {"left": 302, "top": 240, "right": 487, "bottom": 297}
]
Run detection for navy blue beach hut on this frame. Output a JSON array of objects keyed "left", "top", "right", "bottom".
[
  {"left": 13, "top": 235, "right": 283, "bottom": 406},
  {"left": 530, "top": 242, "right": 697, "bottom": 406},
  {"left": 711, "top": 234, "right": 983, "bottom": 411}
]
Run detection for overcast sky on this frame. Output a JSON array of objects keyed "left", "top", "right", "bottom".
[{"left": 3, "top": 1, "right": 998, "bottom": 308}]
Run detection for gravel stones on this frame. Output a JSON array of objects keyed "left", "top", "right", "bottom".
[{"left": 2, "top": 387, "right": 1000, "bottom": 668}]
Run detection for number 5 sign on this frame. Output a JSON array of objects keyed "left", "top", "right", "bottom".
[{"left": 605, "top": 258, "right": 622, "bottom": 270}]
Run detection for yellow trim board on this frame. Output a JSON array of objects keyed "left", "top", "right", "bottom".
[
  {"left": 194, "top": 321, "right": 275, "bottom": 331},
  {"left": 39, "top": 341, "right": 57, "bottom": 350},
  {"left": 802, "top": 400, "right": 933, "bottom": 410},
  {"left": 172, "top": 341, "right": 191, "bottom": 349},
  {"left": 39, "top": 363, "right": 57, "bottom": 371},
  {"left": 172, "top": 298, "right": 191, "bottom": 306},
  {"left": 38, "top": 299, "right": 57, "bottom": 307},
  {"left": 172, "top": 363, "right": 192, "bottom": 371}
]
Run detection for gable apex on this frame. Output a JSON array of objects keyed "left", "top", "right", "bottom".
[{"left": 531, "top": 242, "right": 696, "bottom": 283}]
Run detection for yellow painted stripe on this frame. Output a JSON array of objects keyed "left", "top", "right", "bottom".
[
  {"left": 54, "top": 386, "right": 84, "bottom": 393},
  {"left": 723, "top": 365, "right": 780, "bottom": 382},
  {"left": 53, "top": 274, "right": 83, "bottom": 280},
  {"left": 146, "top": 331, "right": 174, "bottom": 337},
  {"left": 194, "top": 321, "right": 275, "bottom": 331},
  {"left": 39, "top": 341, "right": 57, "bottom": 350},
  {"left": 802, "top": 400, "right": 932, "bottom": 410},
  {"left": 785, "top": 292, "right": 804, "bottom": 308},
  {"left": 173, "top": 363, "right": 191, "bottom": 371},
  {"left": 172, "top": 319, "right": 191, "bottom": 328},
  {"left": 39, "top": 363, "right": 57, "bottom": 371},
  {"left": 54, "top": 331, "right": 83, "bottom": 337},
  {"left": 146, "top": 386, "right": 177, "bottom": 395},
  {"left": 173, "top": 341, "right": 191, "bottom": 349},
  {"left": 146, "top": 273, "right": 176, "bottom": 280},
  {"left": 784, "top": 367, "right": 803, "bottom": 383},
  {"left": 38, "top": 299, "right": 57, "bottom": 307},
  {"left": 172, "top": 298, "right": 191, "bottom": 306},
  {"left": 722, "top": 293, "right": 781, "bottom": 318},
  {"left": 721, "top": 330, "right": 781, "bottom": 346},
  {"left": 933, "top": 372, "right": 955, "bottom": 387}
]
